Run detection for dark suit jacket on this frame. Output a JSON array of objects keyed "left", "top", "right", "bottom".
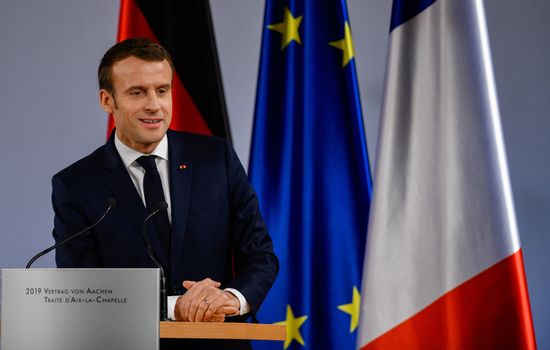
[{"left": 52, "top": 130, "right": 278, "bottom": 349}]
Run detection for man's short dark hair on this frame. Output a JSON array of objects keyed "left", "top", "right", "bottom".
[{"left": 98, "top": 37, "right": 174, "bottom": 95}]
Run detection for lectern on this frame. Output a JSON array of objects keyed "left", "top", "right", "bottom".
[{"left": 0, "top": 269, "right": 284, "bottom": 349}]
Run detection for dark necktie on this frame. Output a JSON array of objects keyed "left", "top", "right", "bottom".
[{"left": 136, "top": 155, "right": 171, "bottom": 261}]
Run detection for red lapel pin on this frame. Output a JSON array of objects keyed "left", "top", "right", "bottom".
[{"left": 178, "top": 164, "right": 188, "bottom": 170}]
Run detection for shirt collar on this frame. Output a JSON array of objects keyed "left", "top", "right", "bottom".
[{"left": 114, "top": 133, "right": 169, "bottom": 169}]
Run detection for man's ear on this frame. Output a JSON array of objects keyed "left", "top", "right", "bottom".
[{"left": 99, "top": 89, "right": 115, "bottom": 114}]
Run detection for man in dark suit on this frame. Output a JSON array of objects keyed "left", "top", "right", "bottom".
[{"left": 52, "top": 38, "right": 278, "bottom": 348}]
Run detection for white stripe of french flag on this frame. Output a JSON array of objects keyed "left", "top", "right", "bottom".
[{"left": 357, "top": 0, "right": 536, "bottom": 348}]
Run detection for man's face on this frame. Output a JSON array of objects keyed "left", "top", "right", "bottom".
[{"left": 99, "top": 56, "right": 172, "bottom": 153}]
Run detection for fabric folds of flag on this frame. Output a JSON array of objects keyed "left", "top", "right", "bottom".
[
  {"left": 249, "top": 1, "right": 372, "bottom": 349},
  {"left": 109, "top": 0, "right": 231, "bottom": 140},
  {"left": 358, "top": 0, "right": 536, "bottom": 349}
]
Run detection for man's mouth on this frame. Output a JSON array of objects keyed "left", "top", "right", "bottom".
[{"left": 141, "top": 119, "right": 161, "bottom": 124}]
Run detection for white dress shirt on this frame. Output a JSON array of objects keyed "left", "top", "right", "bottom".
[{"left": 114, "top": 133, "right": 249, "bottom": 318}]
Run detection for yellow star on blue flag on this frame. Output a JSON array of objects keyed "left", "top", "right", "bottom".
[
  {"left": 274, "top": 305, "right": 308, "bottom": 349},
  {"left": 267, "top": 6, "right": 303, "bottom": 50},
  {"left": 338, "top": 286, "right": 361, "bottom": 332},
  {"left": 329, "top": 22, "right": 355, "bottom": 67}
]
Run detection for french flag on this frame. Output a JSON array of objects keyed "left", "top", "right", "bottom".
[{"left": 357, "top": 0, "right": 536, "bottom": 348}]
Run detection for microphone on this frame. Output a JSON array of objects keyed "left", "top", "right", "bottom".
[
  {"left": 141, "top": 201, "right": 169, "bottom": 321},
  {"left": 26, "top": 198, "right": 117, "bottom": 269}
]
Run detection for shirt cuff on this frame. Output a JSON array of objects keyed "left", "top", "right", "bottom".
[
  {"left": 224, "top": 288, "right": 250, "bottom": 316},
  {"left": 167, "top": 295, "right": 179, "bottom": 320}
]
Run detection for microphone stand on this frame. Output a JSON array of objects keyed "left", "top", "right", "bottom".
[
  {"left": 141, "top": 202, "right": 169, "bottom": 321},
  {"left": 26, "top": 198, "right": 116, "bottom": 269}
]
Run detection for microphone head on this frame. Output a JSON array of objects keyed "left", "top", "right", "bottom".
[
  {"left": 156, "top": 201, "right": 168, "bottom": 211},
  {"left": 106, "top": 198, "right": 117, "bottom": 209}
]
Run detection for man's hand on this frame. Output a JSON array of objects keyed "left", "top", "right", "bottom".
[{"left": 174, "top": 278, "right": 240, "bottom": 322}]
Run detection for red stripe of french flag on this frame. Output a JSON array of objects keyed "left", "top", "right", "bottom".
[{"left": 361, "top": 250, "right": 535, "bottom": 349}]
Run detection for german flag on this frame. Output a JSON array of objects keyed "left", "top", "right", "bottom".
[{"left": 108, "top": 0, "right": 231, "bottom": 142}]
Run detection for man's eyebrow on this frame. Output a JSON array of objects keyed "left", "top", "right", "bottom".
[
  {"left": 124, "top": 83, "right": 171, "bottom": 93},
  {"left": 124, "top": 85, "right": 146, "bottom": 93}
]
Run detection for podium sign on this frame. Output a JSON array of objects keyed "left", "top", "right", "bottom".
[{"left": 1, "top": 268, "right": 159, "bottom": 350}]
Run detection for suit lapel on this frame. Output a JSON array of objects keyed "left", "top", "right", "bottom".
[
  {"left": 102, "top": 134, "right": 170, "bottom": 268},
  {"left": 167, "top": 131, "right": 193, "bottom": 270}
]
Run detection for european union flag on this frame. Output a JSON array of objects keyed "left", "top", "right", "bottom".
[{"left": 249, "top": 1, "right": 372, "bottom": 349}]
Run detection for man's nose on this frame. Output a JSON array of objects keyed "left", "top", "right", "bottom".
[{"left": 144, "top": 92, "right": 161, "bottom": 112}]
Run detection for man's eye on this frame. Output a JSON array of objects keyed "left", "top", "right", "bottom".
[
  {"left": 158, "top": 88, "right": 168, "bottom": 95},
  {"left": 130, "top": 90, "right": 143, "bottom": 96}
]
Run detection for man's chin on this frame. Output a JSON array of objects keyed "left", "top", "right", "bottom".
[
  {"left": 129, "top": 132, "right": 167, "bottom": 153},
  {"left": 140, "top": 126, "right": 168, "bottom": 138}
]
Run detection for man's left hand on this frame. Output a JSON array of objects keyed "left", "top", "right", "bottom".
[{"left": 174, "top": 278, "right": 240, "bottom": 322}]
